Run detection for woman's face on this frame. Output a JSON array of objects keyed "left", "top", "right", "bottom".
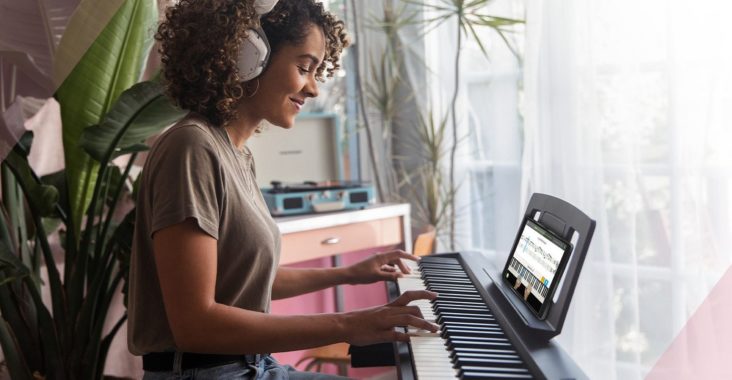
[{"left": 246, "top": 23, "right": 326, "bottom": 128}]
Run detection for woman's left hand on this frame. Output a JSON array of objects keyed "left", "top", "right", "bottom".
[{"left": 345, "top": 250, "right": 418, "bottom": 285}]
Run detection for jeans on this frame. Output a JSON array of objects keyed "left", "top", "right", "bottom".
[{"left": 143, "top": 354, "right": 351, "bottom": 380}]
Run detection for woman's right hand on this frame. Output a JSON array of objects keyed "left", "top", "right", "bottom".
[{"left": 342, "top": 290, "right": 439, "bottom": 346}]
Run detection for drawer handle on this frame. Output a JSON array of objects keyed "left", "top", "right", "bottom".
[{"left": 321, "top": 237, "right": 340, "bottom": 245}]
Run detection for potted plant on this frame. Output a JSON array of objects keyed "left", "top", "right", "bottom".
[
  {"left": 351, "top": 0, "right": 522, "bottom": 249},
  {"left": 0, "top": 0, "right": 185, "bottom": 378}
]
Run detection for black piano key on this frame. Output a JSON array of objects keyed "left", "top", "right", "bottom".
[
  {"left": 424, "top": 280, "right": 475, "bottom": 287},
  {"left": 419, "top": 266, "right": 465, "bottom": 272},
  {"left": 420, "top": 261, "right": 462, "bottom": 266},
  {"left": 423, "top": 275, "right": 471, "bottom": 281},
  {"left": 438, "top": 315, "right": 495, "bottom": 324},
  {"left": 451, "top": 351, "right": 521, "bottom": 361},
  {"left": 427, "top": 284, "right": 477, "bottom": 292},
  {"left": 435, "top": 294, "right": 483, "bottom": 302},
  {"left": 437, "top": 310, "right": 494, "bottom": 319},
  {"left": 435, "top": 307, "right": 493, "bottom": 317},
  {"left": 434, "top": 300, "right": 490, "bottom": 308},
  {"left": 432, "top": 285, "right": 483, "bottom": 296},
  {"left": 448, "top": 339, "right": 513, "bottom": 350},
  {"left": 435, "top": 305, "right": 491, "bottom": 314},
  {"left": 424, "top": 276, "right": 474, "bottom": 287},
  {"left": 442, "top": 321, "right": 503, "bottom": 330},
  {"left": 438, "top": 311, "right": 496, "bottom": 320},
  {"left": 434, "top": 300, "right": 489, "bottom": 308},
  {"left": 430, "top": 291, "right": 482, "bottom": 299},
  {"left": 460, "top": 370, "right": 533, "bottom": 379},
  {"left": 443, "top": 329, "right": 506, "bottom": 339},
  {"left": 420, "top": 263, "right": 462, "bottom": 268},
  {"left": 422, "top": 271, "right": 469, "bottom": 278},
  {"left": 420, "top": 270, "right": 466, "bottom": 276},
  {"left": 459, "top": 366, "right": 531, "bottom": 375},
  {"left": 447, "top": 335, "right": 510, "bottom": 344},
  {"left": 436, "top": 304, "right": 491, "bottom": 311},
  {"left": 453, "top": 356, "right": 525, "bottom": 368},
  {"left": 444, "top": 330, "right": 506, "bottom": 340},
  {"left": 420, "top": 257, "right": 460, "bottom": 263},
  {"left": 425, "top": 280, "right": 475, "bottom": 287},
  {"left": 451, "top": 346, "right": 519, "bottom": 356}
]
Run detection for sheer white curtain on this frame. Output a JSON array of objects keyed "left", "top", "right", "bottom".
[
  {"left": 522, "top": 0, "right": 732, "bottom": 378},
  {"left": 422, "top": 0, "right": 525, "bottom": 253}
]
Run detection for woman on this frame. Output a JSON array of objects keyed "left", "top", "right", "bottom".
[{"left": 127, "top": 0, "right": 438, "bottom": 379}]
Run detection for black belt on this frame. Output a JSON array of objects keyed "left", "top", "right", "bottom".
[{"left": 143, "top": 352, "right": 262, "bottom": 372}]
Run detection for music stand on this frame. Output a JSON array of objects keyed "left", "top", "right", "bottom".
[{"left": 485, "top": 193, "right": 596, "bottom": 340}]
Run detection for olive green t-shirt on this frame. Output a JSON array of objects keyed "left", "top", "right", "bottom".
[{"left": 127, "top": 114, "right": 281, "bottom": 355}]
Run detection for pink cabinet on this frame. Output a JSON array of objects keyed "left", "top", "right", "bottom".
[{"left": 271, "top": 203, "right": 411, "bottom": 377}]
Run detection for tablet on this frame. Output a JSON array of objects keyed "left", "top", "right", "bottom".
[{"left": 502, "top": 216, "right": 573, "bottom": 319}]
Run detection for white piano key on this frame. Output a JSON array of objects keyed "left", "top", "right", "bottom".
[
  {"left": 410, "top": 336, "right": 459, "bottom": 380},
  {"left": 397, "top": 277, "right": 426, "bottom": 292},
  {"left": 407, "top": 327, "right": 441, "bottom": 337}
]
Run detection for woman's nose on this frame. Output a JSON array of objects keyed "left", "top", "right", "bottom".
[{"left": 303, "top": 75, "right": 319, "bottom": 98}]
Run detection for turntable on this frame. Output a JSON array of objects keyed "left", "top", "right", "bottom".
[{"left": 261, "top": 180, "right": 376, "bottom": 216}]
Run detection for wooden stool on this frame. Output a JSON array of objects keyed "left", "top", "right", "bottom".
[
  {"left": 296, "top": 342, "right": 351, "bottom": 376},
  {"left": 412, "top": 226, "right": 436, "bottom": 257}
]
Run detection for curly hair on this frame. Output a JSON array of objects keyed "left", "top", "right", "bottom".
[{"left": 156, "top": 0, "right": 349, "bottom": 126}]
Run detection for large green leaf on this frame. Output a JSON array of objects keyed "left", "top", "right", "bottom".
[
  {"left": 2, "top": 148, "right": 59, "bottom": 218},
  {"left": 2, "top": 137, "right": 69, "bottom": 359},
  {"left": 52, "top": 0, "right": 126, "bottom": 88},
  {"left": 0, "top": 237, "right": 62, "bottom": 379},
  {"left": 0, "top": 318, "right": 32, "bottom": 380},
  {"left": 80, "top": 80, "right": 186, "bottom": 162},
  {"left": 55, "top": 0, "right": 156, "bottom": 238}
]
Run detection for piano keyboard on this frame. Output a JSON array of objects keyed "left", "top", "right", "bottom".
[{"left": 398, "top": 257, "right": 534, "bottom": 380}]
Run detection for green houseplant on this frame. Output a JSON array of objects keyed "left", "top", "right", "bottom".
[
  {"left": 0, "top": 0, "right": 185, "bottom": 378},
  {"left": 353, "top": 0, "right": 522, "bottom": 249}
]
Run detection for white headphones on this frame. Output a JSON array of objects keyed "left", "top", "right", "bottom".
[{"left": 237, "top": 0, "right": 280, "bottom": 81}]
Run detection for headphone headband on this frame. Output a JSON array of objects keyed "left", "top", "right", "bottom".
[{"left": 253, "top": 0, "right": 278, "bottom": 15}]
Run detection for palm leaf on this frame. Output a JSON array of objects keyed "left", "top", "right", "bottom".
[
  {"left": 93, "top": 314, "right": 127, "bottom": 379},
  {"left": 55, "top": 0, "right": 156, "bottom": 239},
  {"left": 0, "top": 236, "right": 63, "bottom": 379},
  {"left": 52, "top": 0, "right": 126, "bottom": 86},
  {"left": 80, "top": 80, "right": 185, "bottom": 163},
  {"left": 2, "top": 142, "right": 70, "bottom": 358},
  {"left": 2, "top": 145, "right": 59, "bottom": 218},
  {"left": 0, "top": 318, "right": 33, "bottom": 380}
]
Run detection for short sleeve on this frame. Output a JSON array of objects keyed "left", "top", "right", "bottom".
[{"left": 147, "top": 125, "right": 224, "bottom": 240}]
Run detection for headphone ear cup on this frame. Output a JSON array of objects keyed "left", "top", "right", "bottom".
[{"left": 237, "top": 27, "right": 271, "bottom": 82}]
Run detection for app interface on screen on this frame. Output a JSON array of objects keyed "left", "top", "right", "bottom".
[{"left": 506, "top": 220, "right": 568, "bottom": 313}]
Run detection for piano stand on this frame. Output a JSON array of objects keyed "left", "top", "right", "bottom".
[{"left": 348, "top": 343, "right": 395, "bottom": 367}]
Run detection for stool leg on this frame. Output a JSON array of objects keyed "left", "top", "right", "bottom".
[{"left": 338, "top": 362, "right": 348, "bottom": 377}]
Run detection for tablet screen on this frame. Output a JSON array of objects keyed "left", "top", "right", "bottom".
[{"left": 503, "top": 218, "right": 571, "bottom": 319}]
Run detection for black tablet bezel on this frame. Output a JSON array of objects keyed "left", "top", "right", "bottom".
[{"left": 502, "top": 216, "right": 573, "bottom": 320}]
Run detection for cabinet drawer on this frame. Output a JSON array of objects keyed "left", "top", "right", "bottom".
[{"left": 280, "top": 216, "right": 404, "bottom": 265}]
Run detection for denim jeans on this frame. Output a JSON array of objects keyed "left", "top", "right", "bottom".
[{"left": 143, "top": 354, "right": 351, "bottom": 380}]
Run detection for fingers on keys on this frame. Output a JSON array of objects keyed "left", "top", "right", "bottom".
[
  {"left": 392, "top": 290, "right": 438, "bottom": 306},
  {"left": 383, "top": 250, "right": 418, "bottom": 274}
]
